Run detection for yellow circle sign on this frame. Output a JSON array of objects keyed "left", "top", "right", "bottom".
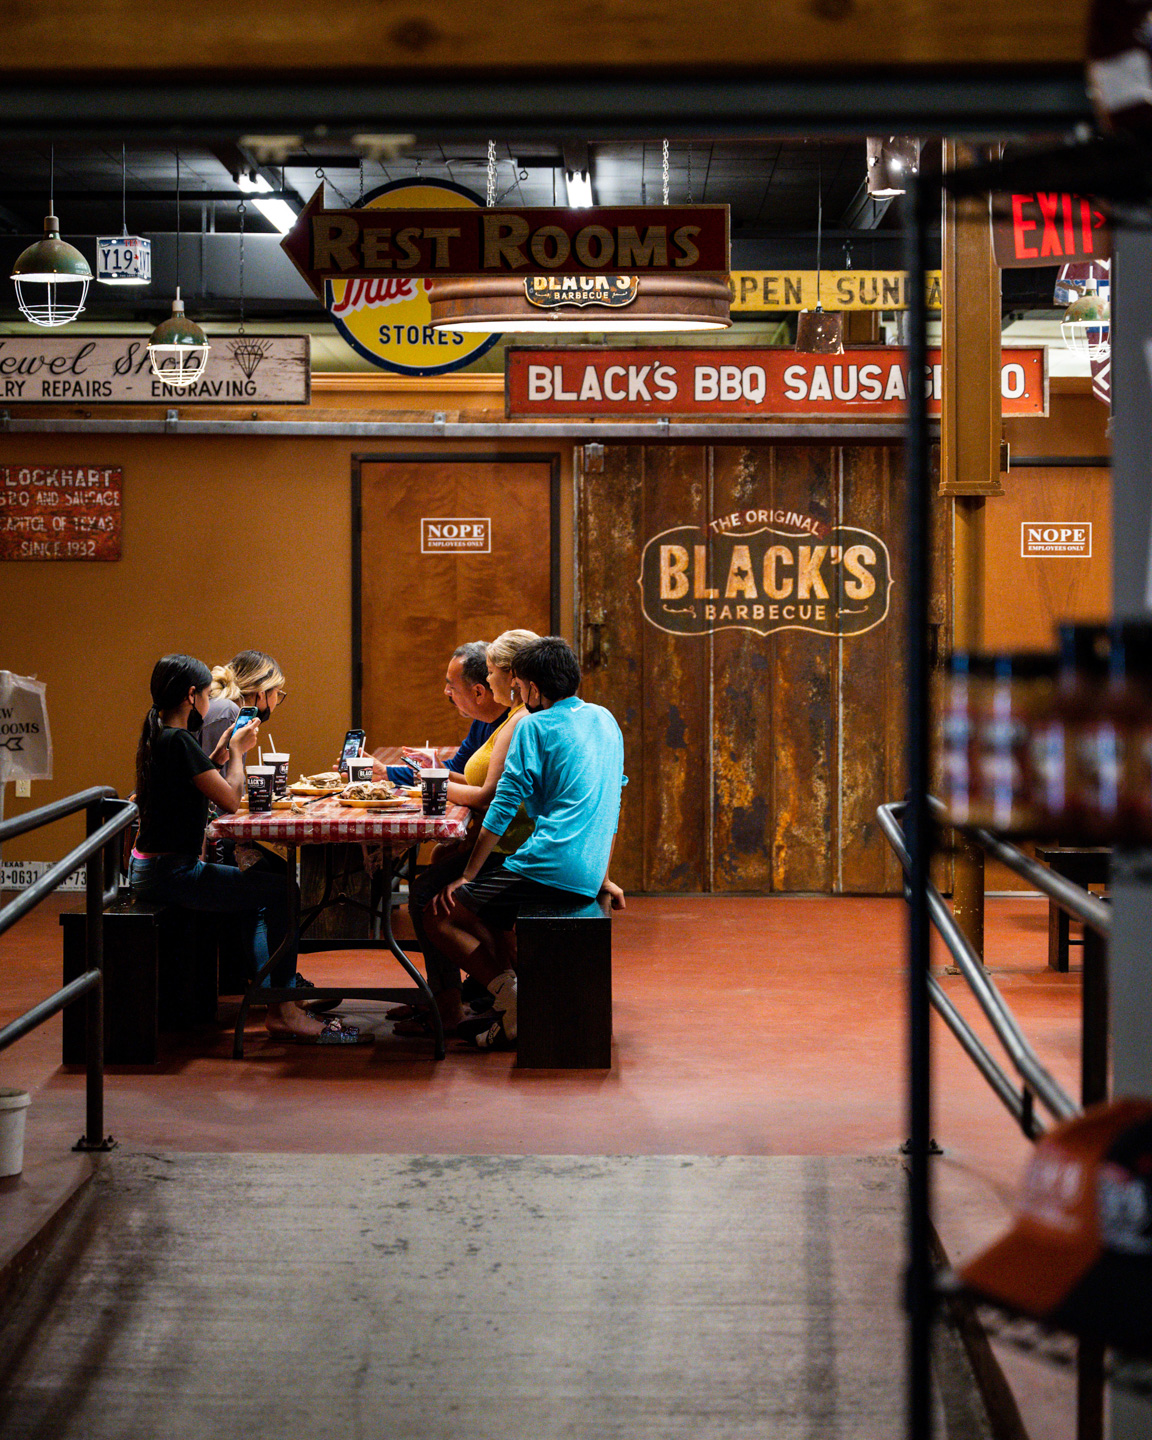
[{"left": 325, "top": 179, "right": 501, "bottom": 375}]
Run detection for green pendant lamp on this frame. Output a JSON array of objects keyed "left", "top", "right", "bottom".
[
  {"left": 148, "top": 152, "right": 210, "bottom": 388},
  {"left": 10, "top": 147, "right": 92, "bottom": 326}
]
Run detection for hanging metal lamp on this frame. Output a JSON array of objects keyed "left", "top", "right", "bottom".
[
  {"left": 10, "top": 148, "right": 92, "bottom": 327},
  {"left": 796, "top": 155, "right": 843, "bottom": 355},
  {"left": 148, "top": 153, "right": 209, "bottom": 388},
  {"left": 1060, "top": 279, "right": 1110, "bottom": 361},
  {"left": 429, "top": 139, "right": 731, "bottom": 335}
]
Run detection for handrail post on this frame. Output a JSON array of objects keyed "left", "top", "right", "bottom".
[{"left": 75, "top": 798, "right": 115, "bottom": 1153}]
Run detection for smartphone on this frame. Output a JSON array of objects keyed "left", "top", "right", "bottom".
[
  {"left": 229, "top": 705, "right": 260, "bottom": 740},
  {"left": 338, "top": 728, "right": 367, "bottom": 776}
]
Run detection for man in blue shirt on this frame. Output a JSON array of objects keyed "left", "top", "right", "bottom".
[
  {"left": 434, "top": 636, "right": 626, "bottom": 1050},
  {"left": 374, "top": 640, "right": 508, "bottom": 785}
]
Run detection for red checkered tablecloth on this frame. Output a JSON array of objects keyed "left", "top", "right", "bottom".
[{"left": 208, "top": 797, "right": 470, "bottom": 846}]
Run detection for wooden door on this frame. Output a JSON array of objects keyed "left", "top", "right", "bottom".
[
  {"left": 356, "top": 454, "right": 558, "bottom": 749},
  {"left": 577, "top": 442, "right": 910, "bottom": 894}
]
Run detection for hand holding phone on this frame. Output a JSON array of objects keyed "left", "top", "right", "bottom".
[
  {"left": 401, "top": 746, "right": 435, "bottom": 771},
  {"left": 227, "top": 706, "right": 261, "bottom": 757},
  {"left": 337, "top": 728, "right": 366, "bottom": 776}
]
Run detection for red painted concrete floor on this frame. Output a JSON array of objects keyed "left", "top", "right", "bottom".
[
  {"left": 1, "top": 891, "right": 1086, "bottom": 1436},
  {"left": 0, "top": 892, "right": 1077, "bottom": 1194}
]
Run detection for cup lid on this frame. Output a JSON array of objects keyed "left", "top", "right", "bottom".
[
  {"left": 246, "top": 765, "right": 276, "bottom": 774},
  {"left": 422, "top": 768, "right": 449, "bottom": 779}
]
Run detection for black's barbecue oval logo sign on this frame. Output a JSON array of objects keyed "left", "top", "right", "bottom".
[{"left": 639, "top": 523, "right": 893, "bottom": 638}]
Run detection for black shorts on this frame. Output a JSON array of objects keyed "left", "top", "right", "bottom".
[{"left": 453, "top": 856, "right": 587, "bottom": 932}]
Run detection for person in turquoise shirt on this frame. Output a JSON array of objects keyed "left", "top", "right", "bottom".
[{"left": 429, "top": 635, "right": 626, "bottom": 1050}]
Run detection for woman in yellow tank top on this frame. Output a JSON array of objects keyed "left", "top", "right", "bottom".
[
  {"left": 399, "top": 629, "right": 537, "bottom": 1038},
  {"left": 446, "top": 629, "right": 536, "bottom": 853}
]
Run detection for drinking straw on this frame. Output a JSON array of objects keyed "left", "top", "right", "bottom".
[
  {"left": 264, "top": 735, "right": 274, "bottom": 754},
  {"left": 258, "top": 747, "right": 263, "bottom": 766}
]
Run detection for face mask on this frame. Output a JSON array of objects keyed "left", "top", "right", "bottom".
[
  {"left": 524, "top": 690, "right": 544, "bottom": 714},
  {"left": 187, "top": 705, "right": 204, "bottom": 735},
  {"left": 256, "top": 704, "right": 272, "bottom": 724}
]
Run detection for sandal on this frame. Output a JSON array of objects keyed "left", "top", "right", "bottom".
[
  {"left": 385, "top": 1002, "right": 424, "bottom": 1021},
  {"left": 295, "top": 1018, "right": 373, "bottom": 1046},
  {"left": 391, "top": 1013, "right": 435, "bottom": 1038}
]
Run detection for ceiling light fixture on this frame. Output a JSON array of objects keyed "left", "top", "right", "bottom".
[
  {"left": 10, "top": 146, "right": 92, "bottom": 326},
  {"left": 796, "top": 153, "right": 843, "bottom": 354},
  {"left": 238, "top": 172, "right": 298, "bottom": 236},
  {"left": 428, "top": 137, "right": 731, "bottom": 334},
  {"left": 97, "top": 143, "right": 152, "bottom": 286},
  {"left": 147, "top": 152, "right": 210, "bottom": 388},
  {"left": 564, "top": 170, "right": 594, "bottom": 207},
  {"left": 865, "top": 136, "right": 921, "bottom": 198}
]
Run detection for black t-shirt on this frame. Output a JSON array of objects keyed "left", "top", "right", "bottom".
[{"left": 136, "top": 726, "right": 216, "bottom": 856}]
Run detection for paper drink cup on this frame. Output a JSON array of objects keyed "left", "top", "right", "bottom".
[
  {"left": 245, "top": 765, "right": 276, "bottom": 812},
  {"left": 264, "top": 752, "right": 290, "bottom": 797},
  {"left": 421, "top": 767, "right": 449, "bottom": 816},
  {"left": 347, "top": 758, "right": 374, "bottom": 785}
]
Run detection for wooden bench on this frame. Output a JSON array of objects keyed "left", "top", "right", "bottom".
[
  {"left": 515, "top": 894, "right": 612, "bottom": 1069},
  {"left": 1034, "top": 846, "right": 1111, "bottom": 973},
  {"left": 60, "top": 895, "right": 218, "bottom": 1064}
]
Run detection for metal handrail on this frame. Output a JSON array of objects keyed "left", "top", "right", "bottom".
[
  {"left": 0, "top": 788, "right": 138, "bottom": 1151},
  {"left": 878, "top": 800, "right": 1080, "bottom": 1131}
]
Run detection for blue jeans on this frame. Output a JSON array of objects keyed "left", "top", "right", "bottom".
[{"left": 129, "top": 854, "right": 293, "bottom": 986}]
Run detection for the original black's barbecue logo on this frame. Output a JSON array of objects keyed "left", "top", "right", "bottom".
[
  {"left": 525, "top": 275, "right": 639, "bottom": 309},
  {"left": 640, "top": 520, "right": 893, "bottom": 638}
]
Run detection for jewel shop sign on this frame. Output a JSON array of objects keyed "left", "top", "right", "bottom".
[{"left": 0, "top": 336, "right": 311, "bottom": 404}]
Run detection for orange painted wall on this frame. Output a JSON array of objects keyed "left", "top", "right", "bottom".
[{"left": 0, "top": 403, "right": 571, "bottom": 863}]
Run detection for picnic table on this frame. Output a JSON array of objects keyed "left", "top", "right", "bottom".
[{"left": 208, "top": 776, "right": 470, "bottom": 1060}]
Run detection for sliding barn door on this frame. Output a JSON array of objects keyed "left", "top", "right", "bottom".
[{"left": 577, "top": 442, "right": 911, "bottom": 895}]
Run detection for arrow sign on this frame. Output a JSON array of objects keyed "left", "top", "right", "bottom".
[{"left": 280, "top": 187, "right": 730, "bottom": 297}]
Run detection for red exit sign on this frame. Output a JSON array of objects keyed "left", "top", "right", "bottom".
[{"left": 992, "top": 193, "right": 1110, "bottom": 269}]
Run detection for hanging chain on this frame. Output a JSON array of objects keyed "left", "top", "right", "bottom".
[
  {"left": 121, "top": 142, "right": 128, "bottom": 235},
  {"left": 686, "top": 143, "right": 694, "bottom": 205},
  {"left": 662, "top": 138, "right": 669, "bottom": 206},
  {"left": 815, "top": 149, "right": 823, "bottom": 308},
  {"left": 487, "top": 140, "right": 497, "bottom": 207},
  {"left": 237, "top": 199, "right": 246, "bottom": 334},
  {"left": 356, "top": 157, "right": 365, "bottom": 205},
  {"left": 175, "top": 150, "right": 181, "bottom": 293}
]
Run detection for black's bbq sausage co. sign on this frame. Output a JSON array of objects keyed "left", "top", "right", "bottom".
[
  {"left": 281, "top": 189, "right": 729, "bottom": 296},
  {"left": 640, "top": 513, "right": 892, "bottom": 639},
  {"left": 507, "top": 346, "right": 1047, "bottom": 419}
]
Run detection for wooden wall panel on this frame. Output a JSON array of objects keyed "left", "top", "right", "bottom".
[
  {"left": 578, "top": 446, "right": 646, "bottom": 894},
  {"left": 838, "top": 446, "right": 908, "bottom": 893},
  {"left": 766, "top": 446, "right": 836, "bottom": 893},
  {"left": 359, "top": 458, "right": 552, "bottom": 750},
  {"left": 639, "top": 448, "right": 711, "bottom": 892},
  {"left": 710, "top": 445, "right": 777, "bottom": 892}
]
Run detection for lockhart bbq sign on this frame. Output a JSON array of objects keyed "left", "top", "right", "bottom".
[
  {"left": 641, "top": 513, "right": 892, "bottom": 638},
  {"left": 0, "top": 466, "right": 121, "bottom": 561},
  {"left": 282, "top": 188, "right": 729, "bottom": 296},
  {"left": 507, "top": 347, "right": 1047, "bottom": 418},
  {"left": 0, "top": 336, "right": 310, "bottom": 404}
]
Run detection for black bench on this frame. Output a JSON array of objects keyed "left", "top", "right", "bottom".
[
  {"left": 60, "top": 895, "right": 218, "bottom": 1064},
  {"left": 515, "top": 894, "right": 612, "bottom": 1069},
  {"left": 1034, "top": 846, "right": 1111, "bottom": 973}
]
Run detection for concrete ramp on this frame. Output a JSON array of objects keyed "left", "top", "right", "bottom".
[{"left": 0, "top": 1153, "right": 990, "bottom": 1440}]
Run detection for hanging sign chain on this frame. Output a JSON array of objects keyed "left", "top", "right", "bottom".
[
  {"left": 121, "top": 142, "right": 128, "bottom": 235},
  {"left": 686, "top": 143, "right": 694, "bottom": 205},
  {"left": 662, "top": 139, "right": 669, "bottom": 206},
  {"left": 237, "top": 199, "right": 246, "bottom": 334},
  {"left": 487, "top": 140, "right": 497, "bottom": 208}
]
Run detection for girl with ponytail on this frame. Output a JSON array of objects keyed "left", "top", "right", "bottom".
[{"left": 130, "top": 655, "right": 362, "bottom": 1044}]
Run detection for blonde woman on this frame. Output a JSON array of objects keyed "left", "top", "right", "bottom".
[
  {"left": 400, "top": 629, "right": 537, "bottom": 1038},
  {"left": 201, "top": 650, "right": 287, "bottom": 762}
]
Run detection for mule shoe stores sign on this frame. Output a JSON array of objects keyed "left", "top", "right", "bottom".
[{"left": 0, "top": 336, "right": 311, "bottom": 404}]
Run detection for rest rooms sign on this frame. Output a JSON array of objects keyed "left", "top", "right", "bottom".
[
  {"left": 641, "top": 512, "right": 892, "bottom": 638},
  {"left": 0, "top": 465, "right": 121, "bottom": 560},
  {"left": 507, "top": 347, "right": 1048, "bottom": 418},
  {"left": 0, "top": 336, "right": 311, "bottom": 404},
  {"left": 282, "top": 190, "right": 729, "bottom": 295}
]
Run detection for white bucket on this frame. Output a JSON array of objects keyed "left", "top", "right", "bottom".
[{"left": 0, "top": 1088, "right": 31, "bottom": 1177}]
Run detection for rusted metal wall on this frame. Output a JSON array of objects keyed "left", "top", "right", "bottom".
[{"left": 578, "top": 440, "right": 912, "bottom": 894}]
